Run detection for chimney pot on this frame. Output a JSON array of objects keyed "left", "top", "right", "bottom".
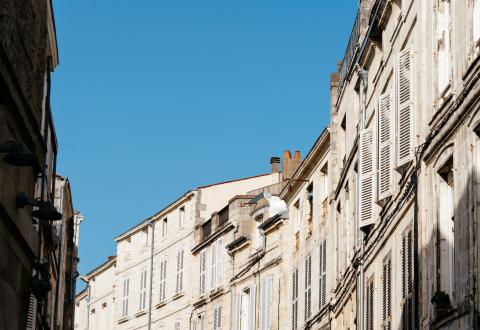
[
  {"left": 270, "top": 157, "right": 280, "bottom": 173},
  {"left": 294, "top": 150, "right": 301, "bottom": 160},
  {"left": 284, "top": 150, "right": 292, "bottom": 160}
]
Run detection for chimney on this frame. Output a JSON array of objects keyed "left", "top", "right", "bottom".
[
  {"left": 270, "top": 157, "right": 280, "bottom": 173},
  {"left": 282, "top": 150, "right": 302, "bottom": 181}
]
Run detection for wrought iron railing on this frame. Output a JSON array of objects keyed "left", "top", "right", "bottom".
[{"left": 339, "top": 12, "right": 361, "bottom": 89}]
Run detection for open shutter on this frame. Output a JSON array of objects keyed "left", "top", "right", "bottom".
[
  {"left": 382, "top": 257, "right": 392, "bottom": 330},
  {"left": 249, "top": 285, "right": 257, "bottom": 330},
  {"left": 359, "top": 127, "right": 375, "bottom": 228},
  {"left": 266, "top": 277, "right": 273, "bottom": 330},
  {"left": 396, "top": 47, "right": 414, "bottom": 167},
  {"left": 378, "top": 90, "right": 394, "bottom": 200},
  {"left": 401, "top": 228, "right": 414, "bottom": 329},
  {"left": 304, "top": 255, "right": 312, "bottom": 321},
  {"left": 366, "top": 278, "right": 374, "bottom": 330},
  {"left": 200, "top": 250, "right": 206, "bottom": 294},
  {"left": 216, "top": 239, "right": 223, "bottom": 286},
  {"left": 292, "top": 268, "right": 298, "bottom": 330},
  {"left": 26, "top": 293, "right": 37, "bottom": 330},
  {"left": 474, "top": 0, "right": 480, "bottom": 43},
  {"left": 236, "top": 294, "right": 241, "bottom": 330},
  {"left": 319, "top": 239, "right": 327, "bottom": 308},
  {"left": 211, "top": 243, "right": 217, "bottom": 289}
]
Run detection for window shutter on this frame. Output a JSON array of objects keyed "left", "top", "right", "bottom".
[
  {"left": 217, "top": 239, "right": 223, "bottom": 286},
  {"left": 200, "top": 250, "right": 206, "bottom": 294},
  {"left": 319, "top": 239, "right": 327, "bottom": 308},
  {"left": 382, "top": 256, "right": 392, "bottom": 330},
  {"left": 249, "top": 285, "right": 257, "bottom": 330},
  {"left": 211, "top": 242, "right": 217, "bottom": 289},
  {"left": 292, "top": 268, "right": 298, "bottom": 330},
  {"left": 474, "top": 0, "right": 480, "bottom": 43},
  {"left": 261, "top": 277, "right": 273, "bottom": 330},
  {"left": 26, "top": 293, "right": 37, "bottom": 330},
  {"left": 366, "top": 278, "right": 374, "bottom": 330},
  {"left": 359, "top": 127, "right": 375, "bottom": 227},
  {"left": 378, "top": 90, "right": 394, "bottom": 200},
  {"left": 304, "top": 255, "right": 312, "bottom": 321},
  {"left": 396, "top": 47, "right": 414, "bottom": 167},
  {"left": 401, "top": 228, "right": 414, "bottom": 330},
  {"left": 236, "top": 294, "right": 242, "bottom": 330}
]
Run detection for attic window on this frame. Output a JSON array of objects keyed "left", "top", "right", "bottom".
[
  {"left": 218, "top": 206, "right": 229, "bottom": 227},
  {"left": 202, "top": 220, "right": 211, "bottom": 239},
  {"left": 255, "top": 214, "right": 264, "bottom": 223}
]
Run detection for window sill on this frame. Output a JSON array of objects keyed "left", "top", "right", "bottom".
[
  {"left": 118, "top": 317, "right": 129, "bottom": 324},
  {"left": 155, "top": 301, "right": 167, "bottom": 309},
  {"left": 209, "top": 287, "right": 224, "bottom": 299},
  {"left": 135, "top": 310, "right": 147, "bottom": 318},
  {"left": 172, "top": 292, "right": 184, "bottom": 301}
]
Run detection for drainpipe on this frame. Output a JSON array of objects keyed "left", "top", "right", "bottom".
[
  {"left": 147, "top": 221, "right": 155, "bottom": 330},
  {"left": 357, "top": 69, "right": 368, "bottom": 330},
  {"left": 228, "top": 224, "right": 239, "bottom": 330}
]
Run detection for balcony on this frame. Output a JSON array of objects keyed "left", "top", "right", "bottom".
[{"left": 339, "top": 12, "right": 361, "bottom": 90}]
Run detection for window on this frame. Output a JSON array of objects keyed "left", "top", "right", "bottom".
[
  {"left": 122, "top": 278, "right": 130, "bottom": 317},
  {"left": 292, "top": 268, "right": 298, "bottom": 330},
  {"left": 319, "top": 239, "right": 327, "bottom": 308},
  {"left": 437, "top": 157, "right": 454, "bottom": 300},
  {"left": 176, "top": 249, "right": 184, "bottom": 293},
  {"left": 320, "top": 163, "right": 329, "bottom": 202},
  {"left": 179, "top": 207, "right": 185, "bottom": 228},
  {"left": 382, "top": 255, "right": 392, "bottom": 330},
  {"left": 218, "top": 206, "right": 229, "bottom": 227},
  {"left": 437, "top": 0, "right": 451, "bottom": 92},
  {"left": 306, "top": 183, "right": 313, "bottom": 225},
  {"left": 214, "top": 306, "right": 222, "bottom": 330},
  {"left": 211, "top": 239, "right": 223, "bottom": 289},
  {"left": 139, "top": 270, "right": 147, "bottom": 311},
  {"left": 195, "top": 313, "right": 205, "bottom": 330},
  {"left": 199, "top": 250, "right": 207, "bottom": 294},
  {"left": 401, "top": 227, "right": 414, "bottom": 329},
  {"left": 396, "top": 47, "right": 414, "bottom": 167},
  {"left": 293, "top": 200, "right": 301, "bottom": 232},
  {"left": 174, "top": 321, "right": 181, "bottom": 330},
  {"left": 202, "top": 220, "right": 212, "bottom": 239},
  {"left": 142, "top": 227, "right": 149, "bottom": 246},
  {"left": 237, "top": 286, "right": 256, "bottom": 330},
  {"left": 162, "top": 218, "right": 168, "bottom": 238},
  {"left": 261, "top": 276, "right": 273, "bottom": 330},
  {"left": 304, "top": 254, "right": 312, "bottom": 321},
  {"left": 365, "top": 277, "right": 374, "bottom": 330},
  {"left": 378, "top": 90, "right": 394, "bottom": 200},
  {"left": 159, "top": 258, "right": 167, "bottom": 302}
]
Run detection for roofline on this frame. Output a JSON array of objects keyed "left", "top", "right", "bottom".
[
  {"left": 280, "top": 127, "right": 330, "bottom": 199},
  {"left": 197, "top": 173, "right": 273, "bottom": 189},
  {"left": 114, "top": 190, "right": 196, "bottom": 241},
  {"left": 84, "top": 256, "right": 116, "bottom": 280},
  {"left": 75, "top": 288, "right": 87, "bottom": 301}
]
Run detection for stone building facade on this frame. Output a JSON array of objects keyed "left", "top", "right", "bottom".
[{"left": 0, "top": 0, "right": 82, "bottom": 329}]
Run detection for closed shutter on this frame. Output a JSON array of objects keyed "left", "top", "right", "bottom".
[
  {"left": 216, "top": 239, "right": 223, "bottom": 286},
  {"left": 211, "top": 241, "right": 217, "bottom": 289},
  {"left": 292, "top": 268, "right": 298, "bottom": 330},
  {"left": 474, "top": 0, "right": 480, "bottom": 42},
  {"left": 200, "top": 250, "right": 206, "bottom": 294},
  {"left": 319, "top": 239, "right": 327, "bottom": 308},
  {"left": 378, "top": 90, "right": 394, "bottom": 200},
  {"left": 122, "top": 278, "right": 130, "bottom": 316},
  {"left": 382, "top": 256, "right": 392, "bottom": 330},
  {"left": 160, "top": 259, "right": 167, "bottom": 302},
  {"left": 304, "top": 255, "right": 312, "bottom": 321},
  {"left": 396, "top": 47, "right": 414, "bottom": 167},
  {"left": 26, "top": 293, "right": 37, "bottom": 330},
  {"left": 359, "top": 127, "right": 375, "bottom": 227},
  {"left": 401, "top": 228, "right": 414, "bottom": 330},
  {"left": 176, "top": 249, "right": 184, "bottom": 293},
  {"left": 236, "top": 294, "right": 242, "bottom": 330},
  {"left": 249, "top": 285, "right": 256, "bottom": 330},
  {"left": 261, "top": 277, "right": 273, "bottom": 330},
  {"left": 366, "top": 278, "right": 374, "bottom": 330},
  {"left": 214, "top": 306, "right": 222, "bottom": 330}
]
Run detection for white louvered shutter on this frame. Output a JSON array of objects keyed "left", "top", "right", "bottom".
[
  {"left": 378, "top": 90, "right": 394, "bottom": 200},
  {"left": 216, "top": 239, "right": 223, "bottom": 286},
  {"left": 382, "top": 257, "right": 392, "bottom": 330},
  {"left": 26, "top": 293, "right": 37, "bottom": 330},
  {"left": 366, "top": 279, "right": 374, "bottom": 330},
  {"left": 200, "top": 250, "right": 206, "bottom": 294},
  {"left": 292, "top": 268, "right": 298, "bottom": 330},
  {"left": 474, "top": 0, "right": 480, "bottom": 43},
  {"left": 176, "top": 249, "right": 184, "bottom": 293},
  {"left": 304, "top": 255, "right": 312, "bottom": 321},
  {"left": 214, "top": 306, "right": 222, "bottom": 330},
  {"left": 319, "top": 239, "right": 327, "bottom": 308},
  {"left": 396, "top": 47, "right": 414, "bottom": 167},
  {"left": 211, "top": 242, "right": 217, "bottom": 289},
  {"left": 401, "top": 228, "right": 414, "bottom": 330},
  {"left": 249, "top": 285, "right": 257, "bottom": 330},
  {"left": 236, "top": 294, "right": 242, "bottom": 330},
  {"left": 359, "top": 127, "right": 375, "bottom": 227},
  {"left": 261, "top": 277, "right": 273, "bottom": 330}
]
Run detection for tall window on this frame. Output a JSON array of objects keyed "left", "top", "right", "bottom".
[
  {"left": 213, "top": 306, "right": 222, "bottom": 330},
  {"left": 320, "top": 163, "right": 329, "bottom": 202},
  {"left": 139, "top": 270, "right": 147, "bottom": 311},
  {"left": 199, "top": 250, "right": 207, "bottom": 294},
  {"left": 211, "top": 239, "right": 223, "bottom": 289},
  {"left": 261, "top": 276, "right": 273, "bottom": 330},
  {"left": 159, "top": 258, "right": 167, "bottom": 302},
  {"left": 437, "top": 157, "right": 454, "bottom": 300},
  {"left": 293, "top": 200, "right": 301, "bottom": 232},
  {"left": 382, "top": 255, "right": 392, "bottom": 330},
  {"left": 195, "top": 313, "right": 205, "bottom": 330},
  {"left": 319, "top": 239, "right": 327, "bottom": 308},
  {"left": 304, "top": 254, "right": 312, "bottom": 321},
  {"left": 292, "top": 268, "right": 298, "bottom": 330},
  {"left": 176, "top": 249, "right": 184, "bottom": 294},
  {"left": 162, "top": 218, "right": 168, "bottom": 238},
  {"left": 437, "top": 0, "right": 451, "bottom": 92},
  {"left": 238, "top": 286, "right": 256, "bottom": 330},
  {"left": 179, "top": 207, "right": 185, "bottom": 228},
  {"left": 365, "top": 277, "right": 374, "bottom": 330},
  {"left": 122, "top": 278, "right": 130, "bottom": 317},
  {"left": 401, "top": 227, "right": 414, "bottom": 329}
]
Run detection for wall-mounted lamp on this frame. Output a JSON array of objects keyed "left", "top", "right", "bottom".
[
  {"left": 0, "top": 141, "right": 36, "bottom": 167},
  {"left": 16, "top": 192, "right": 63, "bottom": 221}
]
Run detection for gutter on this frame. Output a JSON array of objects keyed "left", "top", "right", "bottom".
[{"left": 147, "top": 221, "right": 155, "bottom": 330}]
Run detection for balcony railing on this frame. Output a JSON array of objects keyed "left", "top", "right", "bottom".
[{"left": 339, "top": 12, "right": 361, "bottom": 89}]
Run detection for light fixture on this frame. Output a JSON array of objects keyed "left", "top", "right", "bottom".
[
  {"left": 31, "top": 277, "right": 51, "bottom": 301},
  {"left": 0, "top": 141, "right": 36, "bottom": 167},
  {"left": 16, "top": 192, "right": 63, "bottom": 221}
]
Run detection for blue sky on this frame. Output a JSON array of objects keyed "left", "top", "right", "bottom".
[{"left": 51, "top": 0, "right": 358, "bottom": 281}]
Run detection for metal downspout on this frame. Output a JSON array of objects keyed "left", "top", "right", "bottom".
[
  {"left": 228, "top": 224, "right": 239, "bottom": 330},
  {"left": 357, "top": 69, "right": 368, "bottom": 330},
  {"left": 147, "top": 221, "right": 155, "bottom": 330}
]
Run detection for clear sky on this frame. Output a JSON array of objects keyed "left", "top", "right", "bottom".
[{"left": 51, "top": 0, "right": 358, "bottom": 282}]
